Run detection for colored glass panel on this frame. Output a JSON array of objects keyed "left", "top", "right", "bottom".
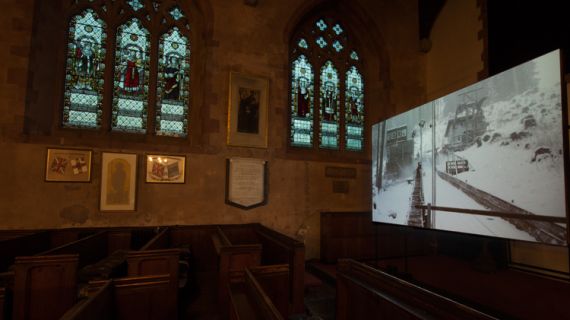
[
  {"left": 316, "top": 19, "right": 327, "bottom": 31},
  {"left": 319, "top": 61, "right": 340, "bottom": 149},
  {"left": 290, "top": 55, "right": 314, "bottom": 147},
  {"left": 332, "top": 40, "right": 343, "bottom": 52},
  {"left": 112, "top": 18, "right": 150, "bottom": 133},
  {"left": 170, "top": 6, "right": 184, "bottom": 20},
  {"left": 333, "top": 23, "right": 343, "bottom": 35},
  {"left": 316, "top": 36, "right": 327, "bottom": 48},
  {"left": 127, "top": 0, "right": 144, "bottom": 11},
  {"left": 350, "top": 50, "right": 359, "bottom": 60},
  {"left": 298, "top": 38, "right": 308, "bottom": 49},
  {"left": 62, "top": 9, "right": 106, "bottom": 129},
  {"left": 156, "top": 27, "right": 190, "bottom": 137},
  {"left": 345, "top": 66, "right": 364, "bottom": 150}
]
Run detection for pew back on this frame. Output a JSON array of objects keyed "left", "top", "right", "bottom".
[
  {"left": 336, "top": 259, "right": 497, "bottom": 320},
  {"left": 229, "top": 268, "right": 285, "bottom": 320}
]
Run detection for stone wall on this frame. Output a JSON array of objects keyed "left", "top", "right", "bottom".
[{"left": 0, "top": 0, "right": 424, "bottom": 259}]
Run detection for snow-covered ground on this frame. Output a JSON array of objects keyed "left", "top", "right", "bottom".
[{"left": 372, "top": 181, "right": 413, "bottom": 225}]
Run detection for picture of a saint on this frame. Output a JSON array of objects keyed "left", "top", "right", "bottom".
[
  {"left": 322, "top": 85, "right": 336, "bottom": 121},
  {"left": 74, "top": 39, "right": 96, "bottom": 90},
  {"left": 296, "top": 79, "right": 310, "bottom": 117},
  {"left": 119, "top": 49, "right": 142, "bottom": 95},
  {"left": 237, "top": 88, "right": 260, "bottom": 134},
  {"left": 163, "top": 56, "right": 181, "bottom": 100},
  {"left": 106, "top": 159, "right": 130, "bottom": 205}
]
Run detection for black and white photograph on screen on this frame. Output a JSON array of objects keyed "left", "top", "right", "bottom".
[
  {"left": 372, "top": 102, "right": 434, "bottom": 228},
  {"left": 372, "top": 50, "right": 567, "bottom": 246},
  {"left": 433, "top": 50, "right": 566, "bottom": 245}
]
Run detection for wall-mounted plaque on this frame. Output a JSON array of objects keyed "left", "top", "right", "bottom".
[{"left": 225, "top": 157, "right": 268, "bottom": 209}]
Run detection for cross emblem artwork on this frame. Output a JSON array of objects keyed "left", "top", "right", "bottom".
[{"left": 45, "top": 148, "right": 92, "bottom": 182}]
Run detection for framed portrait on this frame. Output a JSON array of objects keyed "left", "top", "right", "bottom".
[
  {"left": 100, "top": 152, "right": 137, "bottom": 212},
  {"left": 145, "top": 154, "right": 186, "bottom": 183},
  {"left": 45, "top": 148, "right": 92, "bottom": 182},
  {"left": 227, "top": 72, "right": 269, "bottom": 148}
]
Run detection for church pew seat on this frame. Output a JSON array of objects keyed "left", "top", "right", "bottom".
[
  {"left": 213, "top": 226, "right": 262, "bottom": 315},
  {"left": 229, "top": 268, "right": 285, "bottom": 320},
  {"left": 12, "top": 254, "right": 79, "bottom": 320},
  {"left": 60, "top": 274, "right": 171, "bottom": 320},
  {"left": 336, "top": 259, "right": 496, "bottom": 320},
  {"left": 0, "top": 287, "right": 5, "bottom": 320}
]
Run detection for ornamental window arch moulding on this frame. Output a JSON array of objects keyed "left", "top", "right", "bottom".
[
  {"left": 61, "top": 0, "right": 193, "bottom": 138},
  {"left": 289, "top": 12, "right": 366, "bottom": 152}
]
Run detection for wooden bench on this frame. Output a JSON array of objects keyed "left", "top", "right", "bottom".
[
  {"left": 60, "top": 274, "right": 172, "bottom": 320},
  {"left": 229, "top": 268, "right": 285, "bottom": 320},
  {"left": 5, "top": 228, "right": 159, "bottom": 320},
  {"left": 336, "top": 259, "right": 497, "bottom": 320},
  {"left": 213, "top": 226, "right": 262, "bottom": 315}
]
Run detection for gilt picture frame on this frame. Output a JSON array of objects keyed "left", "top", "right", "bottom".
[
  {"left": 45, "top": 148, "right": 92, "bottom": 182},
  {"left": 145, "top": 154, "right": 186, "bottom": 184},
  {"left": 227, "top": 72, "right": 269, "bottom": 148}
]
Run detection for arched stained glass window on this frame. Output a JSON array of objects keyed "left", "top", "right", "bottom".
[
  {"left": 156, "top": 27, "right": 190, "bottom": 137},
  {"left": 319, "top": 61, "right": 340, "bottom": 149},
  {"left": 112, "top": 18, "right": 150, "bottom": 133},
  {"left": 289, "top": 14, "right": 365, "bottom": 152},
  {"left": 345, "top": 66, "right": 364, "bottom": 150},
  {"left": 290, "top": 55, "right": 314, "bottom": 147},
  {"left": 62, "top": 9, "right": 106, "bottom": 129}
]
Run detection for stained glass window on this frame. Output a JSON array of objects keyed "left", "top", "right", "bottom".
[
  {"left": 169, "top": 6, "right": 184, "bottom": 20},
  {"left": 156, "top": 27, "right": 190, "bottom": 137},
  {"left": 290, "top": 55, "right": 314, "bottom": 147},
  {"left": 112, "top": 18, "right": 150, "bottom": 133},
  {"left": 319, "top": 61, "right": 340, "bottom": 149},
  {"left": 62, "top": 9, "right": 106, "bottom": 129},
  {"left": 345, "top": 66, "right": 364, "bottom": 151},
  {"left": 290, "top": 15, "right": 364, "bottom": 152},
  {"left": 127, "top": 0, "right": 144, "bottom": 11}
]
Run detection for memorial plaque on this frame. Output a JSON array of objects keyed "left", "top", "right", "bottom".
[{"left": 226, "top": 157, "right": 268, "bottom": 209}]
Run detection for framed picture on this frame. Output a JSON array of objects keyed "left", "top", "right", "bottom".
[
  {"left": 227, "top": 72, "right": 269, "bottom": 148},
  {"left": 145, "top": 154, "right": 186, "bottom": 183},
  {"left": 45, "top": 148, "right": 92, "bottom": 182},
  {"left": 225, "top": 157, "right": 268, "bottom": 210},
  {"left": 100, "top": 152, "right": 137, "bottom": 212}
]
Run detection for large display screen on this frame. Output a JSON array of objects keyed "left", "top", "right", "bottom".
[{"left": 372, "top": 50, "right": 568, "bottom": 245}]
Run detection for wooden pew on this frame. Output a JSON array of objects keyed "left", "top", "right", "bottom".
[
  {"left": 12, "top": 254, "right": 79, "bottom": 320},
  {"left": 213, "top": 226, "right": 262, "bottom": 313},
  {"left": 336, "top": 259, "right": 497, "bottom": 320},
  {"left": 125, "top": 227, "right": 182, "bottom": 319},
  {"left": 7, "top": 228, "right": 157, "bottom": 320},
  {"left": 229, "top": 268, "right": 285, "bottom": 320},
  {"left": 60, "top": 274, "right": 172, "bottom": 320},
  {"left": 0, "top": 287, "right": 5, "bottom": 320},
  {"left": 254, "top": 224, "right": 305, "bottom": 314},
  {"left": 0, "top": 231, "right": 51, "bottom": 272}
]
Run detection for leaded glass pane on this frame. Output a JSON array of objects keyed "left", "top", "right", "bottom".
[
  {"left": 62, "top": 9, "right": 106, "bottom": 129},
  {"left": 156, "top": 27, "right": 190, "bottom": 137},
  {"left": 112, "top": 18, "right": 150, "bottom": 133},
  {"left": 319, "top": 61, "right": 340, "bottom": 149},
  {"left": 316, "top": 36, "right": 327, "bottom": 48},
  {"left": 298, "top": 38, "right": 308, "bottom": 49},
  {"left": 316, "top": 19, "right": 327, "bottom": 31},
  {"left": 127, "top": 0, "right": 144, "bottom": 11},
  {"left": 345, "top": 66, "right": 364, "bottom": 151},
  {"left": 332, "top": 40, "right": 343, "bottom": 52},
  {"left": 170, "top": 6, "right": 185, "bottom": 20},
  {"left": 333, "top": 24, "right": 343, "bottom": 35},
  {"left": 350, "top": 50, "right": 359, "bottom": 60},
  {"left": 291, "top": 55, "right": 314, "bottom": 147}
]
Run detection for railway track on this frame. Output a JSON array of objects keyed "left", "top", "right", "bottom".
[
  {"left": 408, "top": 164, "right": 425, "bottom": 227},
  {"left": 437, "top": 171, "right": 566, "bottom": 245}
]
